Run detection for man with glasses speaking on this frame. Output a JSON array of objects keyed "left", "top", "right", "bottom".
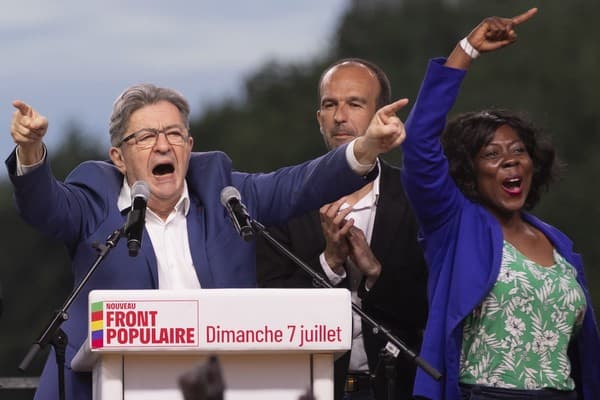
[{"left": 6, "top": 83, "right": 409, "bottom": 400}]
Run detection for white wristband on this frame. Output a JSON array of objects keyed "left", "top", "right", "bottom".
[{"left": 459, "top": 37, "right": 480, "bottom": 59}]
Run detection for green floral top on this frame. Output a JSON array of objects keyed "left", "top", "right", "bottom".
[{"left": 459, "top": 241, "right": 587, "bottom": 389}]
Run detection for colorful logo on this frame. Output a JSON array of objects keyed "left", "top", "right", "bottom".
[{"left": 91, "top": 301, "right": 104, "bottom": 349}]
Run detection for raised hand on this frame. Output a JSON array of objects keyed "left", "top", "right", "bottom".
[
  {"left": 353, "top": 98, "right": 409, "bottom": 165},
  {"left": 446, "top": 8, "right": 537, "bottom": 70},
  {"left": 467, "top": 8, "right": 538, "bottom": 53},
  {"left": 319, "top": 197, "right": 354, "bottom": 275},
  {"left": 10, "top": 100, "right": 48, "bottom": 164}
]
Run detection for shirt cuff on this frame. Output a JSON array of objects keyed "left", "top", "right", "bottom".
[
  {"left": 345, "top": 138, "right": 376, "bottom": 176},
  {"left": 16, "top": 145, "right": 47, "bottom": 176},
  {"left": 319, "top": 252, "right": 346, "bottom": 285}
]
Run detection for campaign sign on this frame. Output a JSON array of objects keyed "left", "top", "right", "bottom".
[
  {"left": 87, "top": 289, "right": 351, "bottom": 353},
  {"left": 91, "top": 299, "right": 198, "bottom": 349}
]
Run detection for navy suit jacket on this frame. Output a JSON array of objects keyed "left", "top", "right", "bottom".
[{"left": 7, "top": 145, "right": 373, "bottom": 400}]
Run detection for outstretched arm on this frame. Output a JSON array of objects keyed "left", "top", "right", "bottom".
[
  {"left": 446, "top": 8, "right": 538, "bottom": 70},
  {"left": 402, "top": 8, "right": 538, "bottom": 232}
]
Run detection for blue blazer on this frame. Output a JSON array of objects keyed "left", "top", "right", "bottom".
[
  {"left": 401, "top": 59, "right": 600, "bottom": 400},
  {"left": 7, "top": 144, "right": 372, "bottom": 400}
]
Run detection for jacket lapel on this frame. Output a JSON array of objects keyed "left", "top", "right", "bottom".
[
  {"left": 139, "top": 228, "right": 159, "bottom": 288},
  {"left": 119, "top": 206, "right": 159, "bottom": 288},
  {"left": 370, "top": 163, "right": 405, "bottom": 258},
  {"left": 187, "top": 201, "right": 214, "bottom": 288}
]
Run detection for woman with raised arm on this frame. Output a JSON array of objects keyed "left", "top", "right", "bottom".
[{"left": 402, "top": 8, "right": 600, "bottom": 400}]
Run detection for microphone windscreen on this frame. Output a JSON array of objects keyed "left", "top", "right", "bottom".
[
  {"left": 131, "top": 181, "right": 150, "bottom": 201},
  {"left": 220, "top": 186, "right": 241, "bottom": 207}
]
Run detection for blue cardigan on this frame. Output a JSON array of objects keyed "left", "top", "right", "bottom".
[{"left": 401, "top": 58, "right": 600, "bottom": 400}]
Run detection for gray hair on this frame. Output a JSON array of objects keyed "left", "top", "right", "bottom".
[{"left": 109, "top": 83, "right": 191, "bottom": 146}]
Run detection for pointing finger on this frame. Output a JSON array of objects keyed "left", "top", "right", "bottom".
[
  {"left": 378, "top": 98, "right": 409, "bottom": 122},
  {"left": 12, "top": 100, "right": 33, "bottom": 117},
  {"left": 512, "top": 7, "right": 538, "bottom": 26}
]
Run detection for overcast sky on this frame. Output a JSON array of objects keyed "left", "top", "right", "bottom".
[{"left": 1, "top": 0, "right": 348, "bottom": 173}]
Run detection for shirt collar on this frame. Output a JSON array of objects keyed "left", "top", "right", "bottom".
[
  {"left": 117, "top": 180, "right": 190, "bottom": 216},
  {"left": 352, "top": 159, "right": 381, "bottom": 210}
]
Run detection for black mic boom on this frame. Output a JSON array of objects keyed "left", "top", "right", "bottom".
[
  {"left": 219, "top": 186, "right": 255, "bottom": 242},
  {"left": 125, "top": 181, "right": 150, "bottom": 257}
]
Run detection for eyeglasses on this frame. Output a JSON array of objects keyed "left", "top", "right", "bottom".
[{"left": 118, "top": 126, "right": 189, "bottom": 149}]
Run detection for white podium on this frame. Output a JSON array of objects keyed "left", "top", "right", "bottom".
[{"left": 72, "top": 289, "right": 352, "bottom": 400}]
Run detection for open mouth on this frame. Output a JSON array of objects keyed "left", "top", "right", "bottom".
[
  {"left": 502, "top": 177, "right": 522, "bottom": 194},
  {"left": 152, "top": 163, "right": 175, "bottom": 176}
]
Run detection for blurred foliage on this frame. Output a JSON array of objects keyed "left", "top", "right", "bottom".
[
  {"left": 191, "top": 0, "right": 600, "bottom": 302},
  {"left": 1, "top": 0, "right": 599, "bottom": 397}
]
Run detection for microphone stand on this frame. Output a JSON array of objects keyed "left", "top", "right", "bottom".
[
  {"left": 249, "top": 219, "right": 442, "bottom": 393},
  {"left": 18, "top": 227, "right": 125, "bottom": 400}
]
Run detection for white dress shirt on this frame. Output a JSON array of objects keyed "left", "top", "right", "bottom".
[{"left": 117, "top": 181, "right": 200, "bottom": 289}]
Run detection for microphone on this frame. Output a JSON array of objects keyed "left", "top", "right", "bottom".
[
  {"left": 124, "top": 181, "right": 150, "bottom": 257},
  {"left": 220, "top": 186, "right": 254, "bottom": 242}
]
